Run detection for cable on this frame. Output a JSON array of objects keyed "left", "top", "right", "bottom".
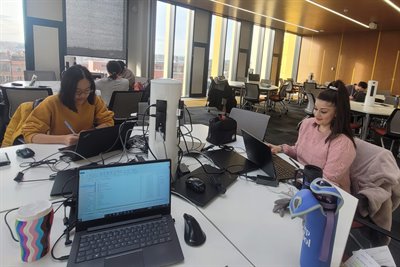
[
  {"left": 171, "top": 191, "right": 256, "bottom": 267},
  {"left": 4, "top": 208, "right": 19, "bottom": 242}
]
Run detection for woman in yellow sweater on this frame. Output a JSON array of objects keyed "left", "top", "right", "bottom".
[{"left": 22, "top": 65, "right": 114, "bottom": 146}]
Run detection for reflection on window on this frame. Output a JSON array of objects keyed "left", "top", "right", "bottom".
[
  {"left": 0, "top": 0, "right": 25, "bottom": 83},
  {"left": 154, "top": 1, "right": 169, "bottom": 79}
]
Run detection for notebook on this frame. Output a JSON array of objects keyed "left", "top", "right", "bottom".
[
  {"left": 67, "top": 160, "right": 184, "bottom": 267},
  {"left": 242, "top": 129, "right": 296, "bottom": 180},
  {"left": 59, "top": 121, "right": 135, "bottom": 161}
]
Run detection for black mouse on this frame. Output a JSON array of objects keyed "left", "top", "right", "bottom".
[
  {"left": 16, "top": 148, "right": 35, "bottom": 158},
  {"left": 185, "top": 177, "right": 206, "bottom": 193},
  {"left": 183, "top": 213, "right": 206, "bottom": 246}
]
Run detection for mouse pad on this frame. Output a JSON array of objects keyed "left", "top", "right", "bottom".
[{"left": 172, "top": 164, "right": 238, "bottom": 207}]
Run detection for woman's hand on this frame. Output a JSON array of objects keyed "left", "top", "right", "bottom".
[
  {"left": 266, "top": 143, "right": 283, "bottom": 154},
  {"left": 63, "top": 134, "right": 79, "bottom": 146}
]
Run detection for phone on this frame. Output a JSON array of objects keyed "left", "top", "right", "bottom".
[{"left": 0, "top": 152, "right": 11, "bottom": 167}]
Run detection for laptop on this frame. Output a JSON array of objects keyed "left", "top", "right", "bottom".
[
  {"left": 67, "top": 159, "right": 184, "bottom": 267},
  {"left": 59, "top": 121, "right": 135, "bottom": 161},
  {"left": 242, "top": 129, "right": 296, "bottom": 180},
  {"left": 203, "top": 148, "right": 258, "bottom": 174}
]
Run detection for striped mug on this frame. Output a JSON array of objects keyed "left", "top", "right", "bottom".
[{"left": 15, "top": 200, "right": 54, "bottom": 262}]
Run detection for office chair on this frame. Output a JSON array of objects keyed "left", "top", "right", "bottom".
[
  {"left": 268, "top": 83, "right": 288, "bottom": 116},
  {"left": 300, "top": 82, "right": 317, "bottom": 105},
  {"left": 24, "top": 70, "right": 57, "bottom": 81},
  {"left": 349, "top": 138, "right": 400, "bottom": 248},
  {"left": 229, "top": 107, "right": 270, "bottom": 141},
  {"left": 1, "top": 87, "right": 53, "bottom": 120},
  {"left": 371, "top": 109, "right": 400, "bottom": 152},
  {"left": 108, "top": 91, "right": 143, "bottom": 124},
  {"left": 243, "top": 83, "right": 262, "bottom": 112},
  {"left": 248, "top": 74, "right": 260, "bottom": 82}
]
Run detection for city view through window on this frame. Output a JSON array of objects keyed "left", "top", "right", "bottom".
[{"left": 0, "top": 0, "right": 25, "bottom": 83}]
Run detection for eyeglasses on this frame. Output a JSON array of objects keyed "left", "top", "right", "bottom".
[{"left": 75, "top": 89, "right": 94, "bottom": 96}]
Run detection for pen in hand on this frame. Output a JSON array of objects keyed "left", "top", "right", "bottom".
[{"left": 64, "top": 120, "right": 77, "bottom": 135}]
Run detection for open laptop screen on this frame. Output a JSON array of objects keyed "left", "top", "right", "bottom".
[{"left": 77, "top": 160, "right": 171, "bottom": 224}]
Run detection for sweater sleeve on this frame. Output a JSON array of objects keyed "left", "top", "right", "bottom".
[
  {"left": 22, "top": 99, "right": 53, "bottom": 143},
  {"left": 94, "top": 96, "right": 115, "bottom": 126},
  {"left": 323, "top": 135, "right": 356, "bottom": 184}
]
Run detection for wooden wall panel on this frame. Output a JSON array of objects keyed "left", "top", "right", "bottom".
[
  {"left": 298, "top": 35, "right": 341, "bottom": 84},
  {"left": 374, "top": 31, "right": 400, "bottom": 95},
  {"left": 298, "top": 30, "right": 400, "bottom": 96}
]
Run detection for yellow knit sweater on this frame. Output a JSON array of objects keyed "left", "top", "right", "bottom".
[{"left": 22, "top": 95, "right": 114, "bottom": 143}]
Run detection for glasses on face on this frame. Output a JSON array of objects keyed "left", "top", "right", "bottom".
[{"left": 75, "top": 87, "right": 93, "bottom": 96}]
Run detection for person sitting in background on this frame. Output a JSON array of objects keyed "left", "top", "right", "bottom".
[
  {"left": 117, "top": 60, "right": 135, "bottom": 88},
  {"left": 22, "top": 65, "right": 114, "bottom": 146},
  {"left": 267, "top": 80, "right": 356, "bottom": 193},
  {"left": 346, "top": 81, "right": 367, "bottom": 102},
  {"left": 95, "top": 60, "right": 129, "bottom": 105}
]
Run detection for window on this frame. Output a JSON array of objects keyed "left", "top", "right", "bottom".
[
  {"left": 66, "top": 0, "right": 127, "bottom": 59},
  {"left": 154, "top": 1, "right": 169, "bottom": 79},
  {"left": 223, "top": 19, "right": 240, "bottom": 80},
  {"left": 249, "top": 25, "right": 275, "bottom": 81},
  {"left": 0, "top": 0, "right": 25, "bottom": 83},
  {"left": 280, "top": 32, "right": 301, "bottom": 81},
  {"left": 66, "top": 56, "right": 122, "bottom": 75}
]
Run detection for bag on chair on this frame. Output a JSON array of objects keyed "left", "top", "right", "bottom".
[{"left": 206, "top": 115, "right": 237, "bottom": 145}]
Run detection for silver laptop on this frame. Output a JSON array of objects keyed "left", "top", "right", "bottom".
[{"left": 67, "top": 159, "right": 184, "bottom": 267}]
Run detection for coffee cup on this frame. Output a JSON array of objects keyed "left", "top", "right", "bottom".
[
  {"left": 15, "top": 200, "right": 54, "bottom": 262},
  {"left": 302, "top": 165, "right": 323, "bottom": 190}
]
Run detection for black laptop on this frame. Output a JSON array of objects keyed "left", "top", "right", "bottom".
[
  {"left": 67, "top": 159, "right": 184, "bottom": 267},
  {"left": 242, "top": 129, "right": 296, "bottom": 180},
  {"left": 59, "top": 121, "right": 135, "bottom": 161}
]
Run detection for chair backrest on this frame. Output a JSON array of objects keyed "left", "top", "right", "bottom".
[
  {"left": 284, "top": 80, "right": 293, "bottom": 92},
  {"left": 248, "top": 74, "right": 260, "bottom": 82},
  {"left": 1, "top": 87, "right": 53, "bottom": 119},
  {"left": 244, "top": 83, "right": 260, "bottom": 100},
  {"left": 303, "top": 82, "right": 317, "bottom": 92},
  {"left": 229, "top": 107, "right": 270, "bottom": 141},
  {"left": 278, "top": 83, "right": 288, "bottom": 98},
  {"left": 304, "top": 92, "right": 315, "bottom": 116},
  {"left": 260, "top": 79, "right": 271, "bottom": 87},
  {"left": 24, "top": 70, "right": 57, "bottom": 81},
  {"left": 387, "top": 108, "right": 400, "bottom": 137},
  {"left": 108, "top": 91, "right": 143, "bottom": 120},
  {"left": 384, "top": 96, "right": 396, "bottom": 105}
]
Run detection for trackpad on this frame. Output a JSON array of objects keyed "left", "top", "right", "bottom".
[{"left": 104, "top": 250, "right": 144, "bottom": 267}]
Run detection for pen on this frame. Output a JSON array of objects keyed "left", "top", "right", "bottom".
[
  {"left": 289, "top": 157, "right": 300, "bottom": 169},
  {"left": 64, "top": 120, "right": 77, "bottom": 135}
]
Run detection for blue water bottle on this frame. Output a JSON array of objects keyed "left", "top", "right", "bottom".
[{"left": 289, "top": 178, "right": 344, "bottom": 267}]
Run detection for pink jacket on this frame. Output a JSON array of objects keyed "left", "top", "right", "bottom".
[{"left": 282, "top": 118, "right": 356, "bottom": 193}]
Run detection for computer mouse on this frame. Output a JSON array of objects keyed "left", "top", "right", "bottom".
[
  {"left": 183, "top": 213, "right": 206, "bottom": 246},
  {"left": 185, "top": 177, "right": 206, "bottom": 193},
  {"left": 16, "top": 148, "right": 35, "bottom": 158}
]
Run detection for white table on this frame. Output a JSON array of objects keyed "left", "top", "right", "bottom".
[
  {"left": 0, "top": 124, "right": 358, "bottom": 267},
  {"left": 350, "top": 101, "right": 395, "bottom": 140}
]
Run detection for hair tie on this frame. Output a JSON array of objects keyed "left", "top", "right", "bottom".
[{"left": 328, "top": 86, "right": 338, "bottom": 91}]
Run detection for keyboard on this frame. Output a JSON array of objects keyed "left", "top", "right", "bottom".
[
  {"left": 272, "top": 155, "right": 296, "bottom": 180},
  {"left": 76, "top": 217, "right": 172, "bottom": 263}
]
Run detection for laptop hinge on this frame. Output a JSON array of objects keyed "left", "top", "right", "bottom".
[{"left": 87, "top": 214, "right": 163, "bottom": 232}]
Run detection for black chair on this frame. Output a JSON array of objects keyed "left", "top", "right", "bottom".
[
  {"left": 372, "top": 108, "right": 400, "bottom": 152},
  {"left": 243, "top": 83, "right": 261, "bottom": 112},
  {"left": 24, "top": 70, "right": 57, "bottom": 81},
  {"left": 248, "top": 74, "right": 260, "bottom": 82},
  {"left": 108, "top": 91, "right": 143, "bottom": 124},
  {"left": 0, "top": 87, "right": 53, "bottom": 120}
]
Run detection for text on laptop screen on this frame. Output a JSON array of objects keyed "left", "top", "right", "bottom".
[{"left": 78, "top": 161, "right": 170, "bottom": 222}]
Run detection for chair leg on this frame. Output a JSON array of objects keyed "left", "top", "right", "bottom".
[
  {"left": 380, "top": 137, "right": 385, "bottom": 149},
  {"left": 389, "top": 140, "right": 395, "bottom": 152}
]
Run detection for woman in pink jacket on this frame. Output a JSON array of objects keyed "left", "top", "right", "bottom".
[{"left": 268, "top": 80, "right": 356, "bottom": 193}]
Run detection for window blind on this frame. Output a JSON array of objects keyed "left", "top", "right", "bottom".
[{"left": 66, "top": 0, "right": 127, "bottom": 59}]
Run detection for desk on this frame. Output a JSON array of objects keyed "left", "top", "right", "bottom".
[
  {"left": 0, "top": 125, "right": 358, "bottom": 266},
  {"left": 350, "top": 101, "right": 394, "bottom": 140}
]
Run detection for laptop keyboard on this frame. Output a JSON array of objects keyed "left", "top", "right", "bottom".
[
  {"left": 273, "top": 155, "right": 296, "bottom": 180},
  {"left": 76, "top": 217, "right": 172, "bottom": 263}
]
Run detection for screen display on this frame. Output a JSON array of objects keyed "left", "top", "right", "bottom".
[{"left": 78, "top": 161, "right": 170, "bottom": 222}]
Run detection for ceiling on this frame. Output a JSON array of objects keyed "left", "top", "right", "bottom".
[{"left": 168, "top": 0, "right": 400, "bottom": 35}]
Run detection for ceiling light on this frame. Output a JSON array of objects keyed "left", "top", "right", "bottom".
[
  {"left": 383, "top": 0, "right": 400, "bottom": 13},
  {"left": 305, "top": 0, "right": 370, "bottom": 29},
  {"left": 209, "top": 0, "right": 320, "bottom": 33}
]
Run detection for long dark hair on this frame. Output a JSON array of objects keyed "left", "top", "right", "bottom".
[
  {"left": 59, "top": 65, "right": 96, "bottom": 112},
  {"left": 317, "top": 80, "right": 355, "bottom": 146}
]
